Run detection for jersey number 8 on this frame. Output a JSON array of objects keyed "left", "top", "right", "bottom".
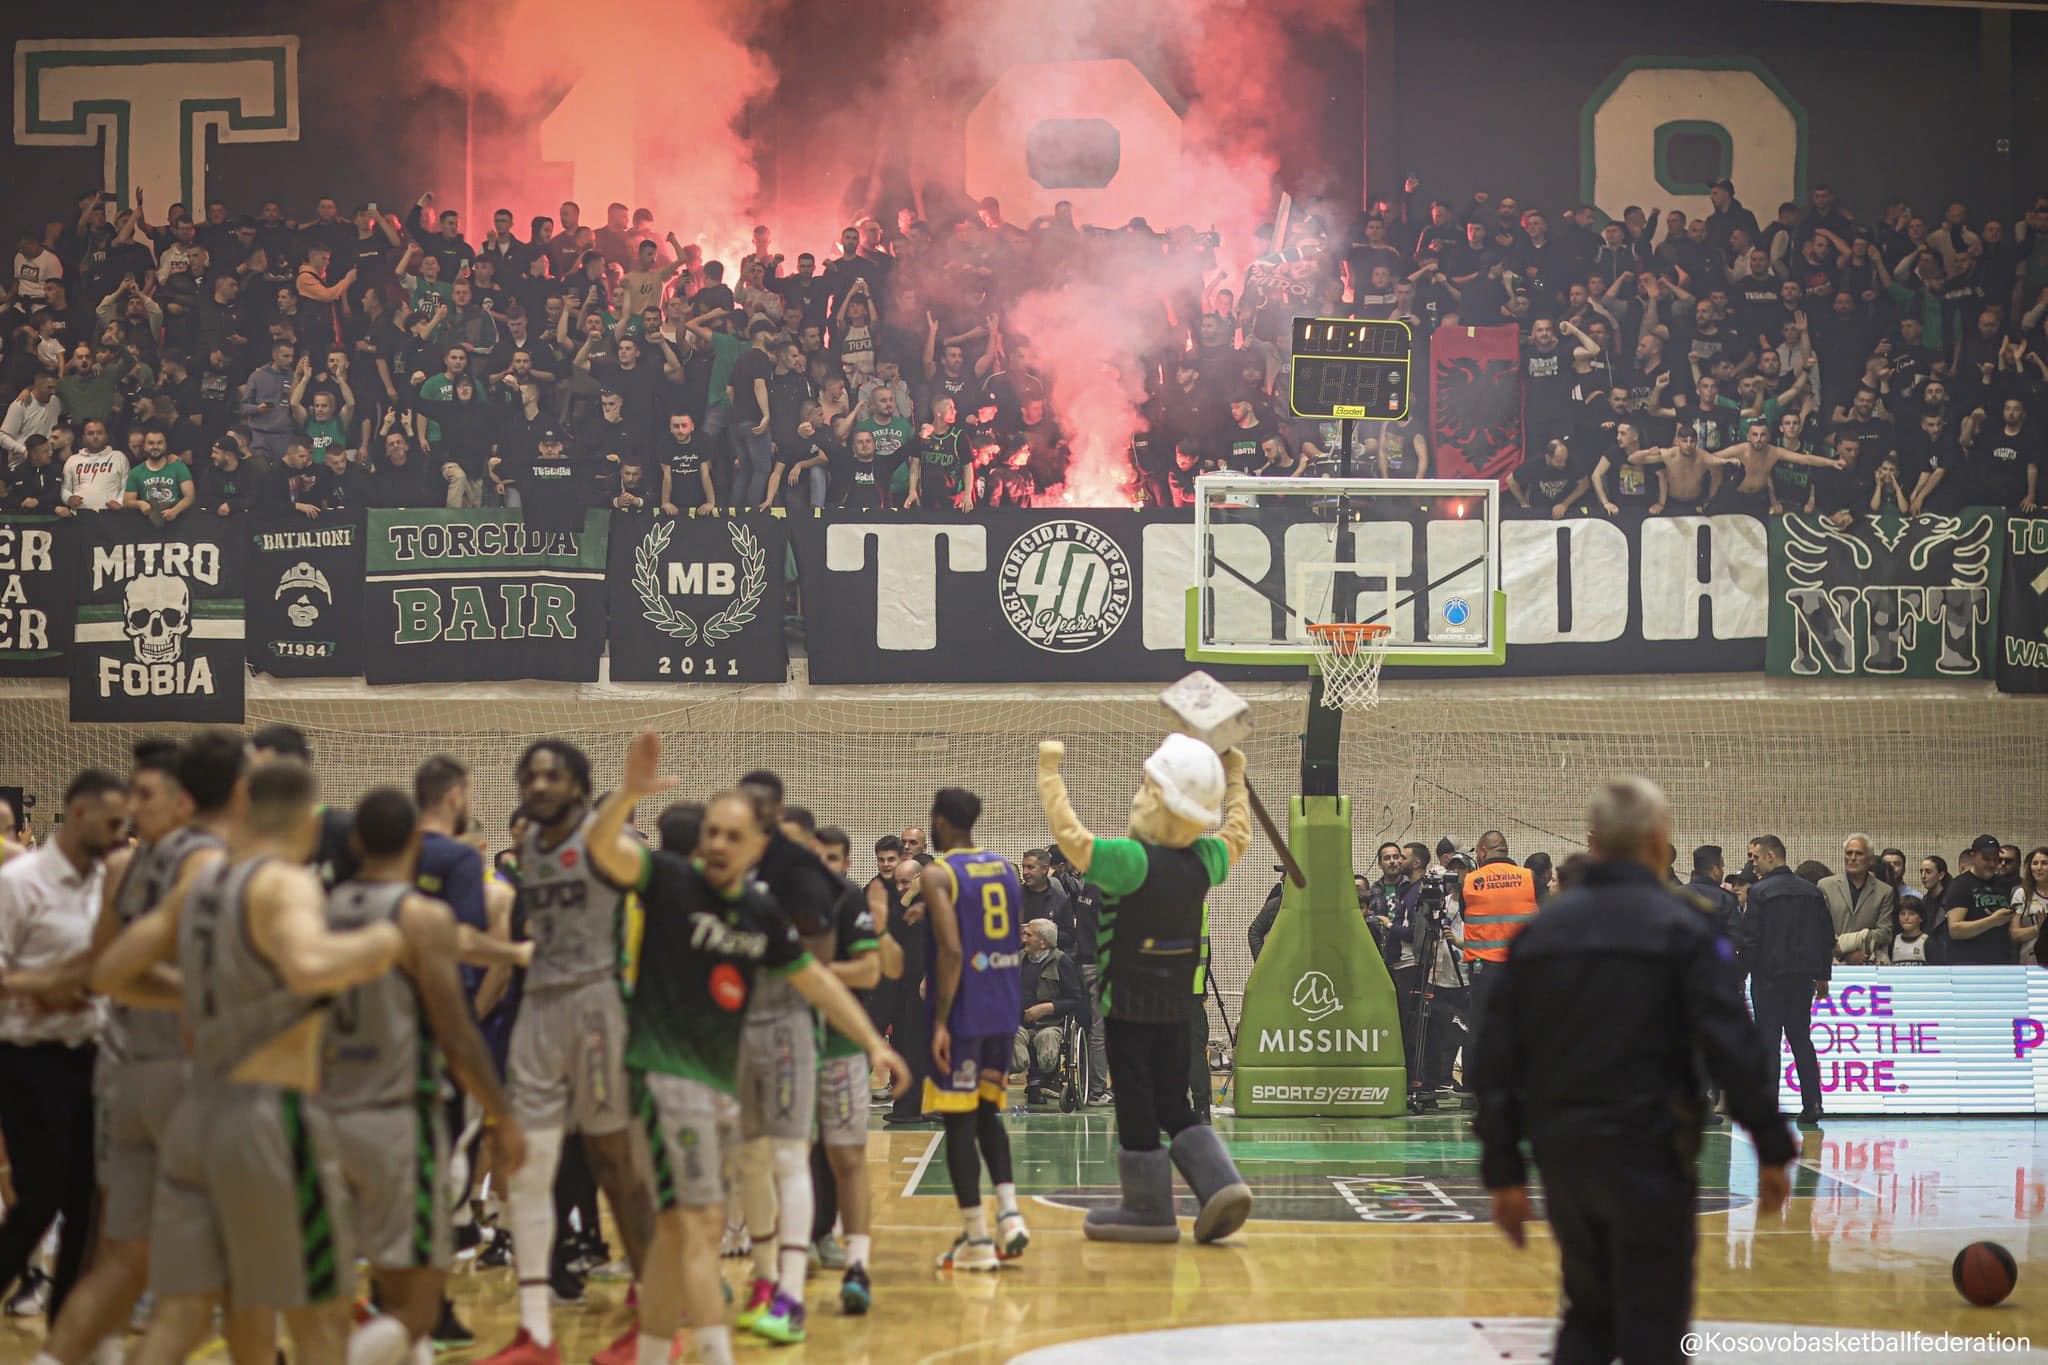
[{"left": 981, "top": 882, "right": 1011, "bottom": 941}]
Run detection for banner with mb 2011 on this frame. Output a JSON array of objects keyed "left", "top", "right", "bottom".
[
  {"left": 1767, "top": 511, "right": 2004, "bottom": 679},
  {"left": 605, "top": 513, "right": 788, "bottom": 684},
  {"left": 71, "top": 518, "right": 245, "bottom": 723},
  {"left": 364, "top": 509, "right": 610, "bottom": 685}
]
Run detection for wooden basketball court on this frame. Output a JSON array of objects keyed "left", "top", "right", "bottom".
[{"left": 13, "top": 1107, "right": 2028, "bottom": 1365}]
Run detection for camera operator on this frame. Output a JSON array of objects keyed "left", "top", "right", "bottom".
[
  {"left": 1458, "top": 830, "right": 1539, "bottom": 1021},
  {"left": 1412, "top": 852, "right": 1471, "bottom": 1097}
]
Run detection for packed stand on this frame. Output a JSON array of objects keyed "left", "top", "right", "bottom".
[{"left": 4, "top": 177, "right": 2047, "bottom": 518}]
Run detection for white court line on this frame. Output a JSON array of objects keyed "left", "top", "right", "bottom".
[
  {"left": 1797, "top": 1158, "right": 1882, "bottom": 1197},
  {"left": 902, "top": 1129, "right": 944, "bottom": 1197}
]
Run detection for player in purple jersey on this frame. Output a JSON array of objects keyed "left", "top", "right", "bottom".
[{"left": 919, "top": 787, "right": 1029, "bottom": 1273}]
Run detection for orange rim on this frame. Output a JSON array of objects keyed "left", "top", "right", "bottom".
[{"left": 1304, "top": 622, "right": 1392, "bottom": 657}]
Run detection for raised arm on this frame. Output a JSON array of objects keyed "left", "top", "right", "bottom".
[
  {"left": 1036, "top": 740, "right": 1097, "bottom": 873},
  {"left": 584, "top": 731, "right": 666, "bottom": 892}
]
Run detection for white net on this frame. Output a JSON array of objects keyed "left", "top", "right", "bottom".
[
  {"left": 1308, "top": 624, "right": 1391, "bottom": 712},
  {"left": 5, "top": 673, "right": 2045, "bottom": 1007}
]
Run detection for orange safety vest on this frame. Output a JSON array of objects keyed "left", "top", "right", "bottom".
[{"left": 1460, "top": 862, "right": 1538, "bottom": 963}]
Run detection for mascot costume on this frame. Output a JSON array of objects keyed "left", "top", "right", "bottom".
[{"left": 1036, "top": 733, "right": 1253, "bottom": 1243}]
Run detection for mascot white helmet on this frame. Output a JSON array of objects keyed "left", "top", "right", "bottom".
[{"left": 1142, "top": 734, "right": 1225, "bottom": 828}]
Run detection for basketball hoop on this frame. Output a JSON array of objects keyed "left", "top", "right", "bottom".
[{"left": 1305, "top": 622, "right": 1393, "bottom": 711}]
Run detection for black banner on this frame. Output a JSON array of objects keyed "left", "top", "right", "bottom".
[
  {"left": 364, "top": 509, "right": 610, "bottom": 685},
  {"left": 792, "top": 509, "right": 1769, "bottom": 684},
  {"left": 245, "top": 513, "right": 367, "bottom": 678},
  {"left": 0, "top": 517, "right": 77, "bottom": 679},
  {"left": 1769, "top": 512, "right": 2003, "bottom": 679},
  {"left": 605, "top": 514, "right": 787, "bottom": 684},
  {"left": 1997, "top": 516, "right": 2048, "bottom": 694},
  {"left": 71, "top": 518, "right": 245, "bottom": 723}
]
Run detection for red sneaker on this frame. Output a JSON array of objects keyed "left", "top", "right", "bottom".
[
  {"left": 590, "top": 1324, "right": 638, "bottom": 1365},
  {"left": 478, "top": 1329, "right": 564, "bottom": 1365}
]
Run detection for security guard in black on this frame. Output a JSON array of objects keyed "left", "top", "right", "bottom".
[{"left": 1470, "top": 857, "right": 1795, "bottom": 1365}]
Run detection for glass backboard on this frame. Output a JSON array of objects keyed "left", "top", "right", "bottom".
[{"left": 1187, "top": 475, "right": 1505, "bottom": 668}]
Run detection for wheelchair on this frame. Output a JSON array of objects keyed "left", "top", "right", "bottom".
[{"left": 1020, "top": 1012, "right": 1094, "bottom": 1113}]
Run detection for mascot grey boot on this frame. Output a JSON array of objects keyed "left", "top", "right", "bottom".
[
  {"left": 1170, "top": 1124, "right": 1252, "bottom": 1243},
  {"left": 1083, "top": 1147, "right": 1181, "bottom": 1244}
]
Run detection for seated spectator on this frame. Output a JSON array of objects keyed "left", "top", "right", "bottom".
[
  {"left": 1507, "top": 439, "right": 1590, "bottom": 518},
  {"left": 273, "top": 435, "right": 322, "bottom": 517},
  {"left": 308, "top": 441, "right": 369, "bottom": 511},
  {"left": 367, "top": 426, "right": 438, "bottom": 508},
  {"left": 2, "top": 434, "right": 63, "bottom": 513},
  {"left": 198, "top": 434, "right": 274, "bottom": 516},
  {"left": 611, "top": 458, "right": 657, "bottom": 513},
  {"left": 60, "top": 420, "right": 128, "bottom": 514},
  {"left": 1012, "top": 919, "right": 1084, "bottom": 1104},
  {"left": 121, "top": 426, "right": 195, "bottom": 523}
]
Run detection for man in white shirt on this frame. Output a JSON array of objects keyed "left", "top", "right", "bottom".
[
  {"left": 60, "top": 421, "right": 129, "bottom": 514},
  {"left": 0, "top": 374, "right": 64, "bottom": 464},
  {"left": 12, "top": 232, "right": 63, "bottom": 305},
  {"left": 0, "top": 768, "right": 128, "bottom": 1325}
]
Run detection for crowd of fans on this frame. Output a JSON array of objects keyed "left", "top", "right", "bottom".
[{"left": 5, "top": 171, "right": 2045, "bottom": 522}]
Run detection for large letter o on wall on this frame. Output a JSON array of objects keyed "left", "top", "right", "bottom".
[
  {"left": 1581, "top": 58, "right": 1805, "bottom": 225},
  {"left": 963, "top": 59, "right": 1183, "bottom": 227}
]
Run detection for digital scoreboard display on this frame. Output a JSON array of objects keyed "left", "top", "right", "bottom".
[
  {"left": 1774, "top": 968, "right": 2048, "bottom": 1115},
  {"left": 1288, "top": 317, "right": 1412, "bottom": 422}
]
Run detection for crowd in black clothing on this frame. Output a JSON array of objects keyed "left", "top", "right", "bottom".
[
  {"left": 1254, "top": 835, "right": 2047, "bottom": 972},
  {"left": 5, "top": 169, "right": 2048, "bottom": 524}
]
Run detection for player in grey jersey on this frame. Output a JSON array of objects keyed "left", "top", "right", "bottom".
[
  {"left": 92, "top": 758, "right": 407, "bottom": 1365},
  {"left": 479, "top": 740, "right": 657, "bottom": 1365},
  {"left": 323, "top": 787, "right": 526, "bottom": 1362},
  {"left": 25, "top": 735, "right": 239, "bottom": 1365}
]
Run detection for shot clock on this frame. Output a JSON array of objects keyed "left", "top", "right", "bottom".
[{"left": 1287, "top": 317, "right": 1412, "bottom": 421}]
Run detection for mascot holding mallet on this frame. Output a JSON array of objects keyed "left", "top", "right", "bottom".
[{"left": 1036, "top": 672, "right": 1257, "bottom": 1243}]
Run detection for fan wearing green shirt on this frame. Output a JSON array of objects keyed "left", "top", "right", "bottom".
[
  {"left": 598, "top": 733, "right": 906, "bottom": 1365},
  {"left": 1036, "top": 733, "right": 1253, "bottom": 1246},
  {"left": 289, "top": 353, "right": 357, "bottom": 460},
  {"left": 120, "top": 427, "right": 195, "bottom": 522}
]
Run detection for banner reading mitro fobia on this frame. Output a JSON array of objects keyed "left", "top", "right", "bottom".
[{"left": 1234, "top": 797, "right": 1407, "bottom": 1117}]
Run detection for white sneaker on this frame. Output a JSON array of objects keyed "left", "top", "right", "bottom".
[
  {"left": 936, "top": 1235, "right": 999, "bottom": 1272},
  {"left": 996, "top": 1213, "right": 1030, "bottom": 1261}
]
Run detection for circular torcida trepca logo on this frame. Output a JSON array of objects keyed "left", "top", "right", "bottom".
[{"left": 998, "top": 520, "right": 1133, "bottom": 652}]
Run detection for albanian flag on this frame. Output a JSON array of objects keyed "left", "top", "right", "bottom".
[{"left": 1429, "top": 324, "right": 1524, "bottom": 481}]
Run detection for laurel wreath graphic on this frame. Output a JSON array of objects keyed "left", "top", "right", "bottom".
[{"left": 633, "top": 520, "right": 765, "bottom": 646}]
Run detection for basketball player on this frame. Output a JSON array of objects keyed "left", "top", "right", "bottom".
[
  {"left": 590, "top": 732, "right": 908, "bottom": 1365},
  {"left": 480, "top": 740, "right": 657, "bottom": 1365},
  {"left": 921, "top": 788, "right": 1029, "bottom": 1271},
  {"left": 323, "top": 787, "right": 528, "bottom": 1364},
  {"left": 91, "top": 758, "right": 407, "bottom": 1365},
  {"left": 29, "top": 735, "right": 238, "bottom": 1365},
  {"left": 800, "top": 823, "right": 885, "bottom": 1313},
  {"left": 730, "top": 771, "right": 842, "bottom": 1345}
]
